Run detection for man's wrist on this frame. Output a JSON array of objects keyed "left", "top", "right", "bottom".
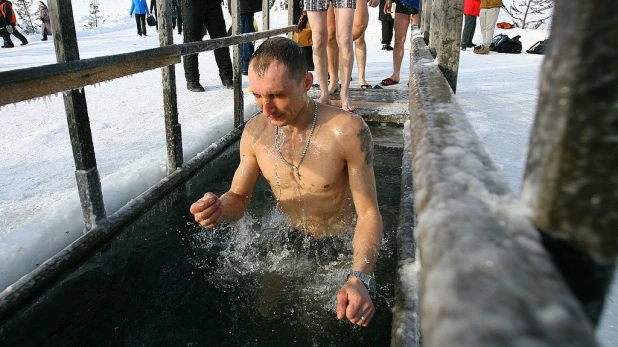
[{"left": 347, "top": 271, "right": 376, "bottom": 294}]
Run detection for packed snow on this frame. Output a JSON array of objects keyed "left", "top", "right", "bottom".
[{"left": 0, "top": 0, "right": 614, "bottom": 344}]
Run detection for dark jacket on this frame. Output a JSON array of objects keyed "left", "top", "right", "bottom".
[{"left": 227, "top": 0, "right": 262, "bottom": 15}]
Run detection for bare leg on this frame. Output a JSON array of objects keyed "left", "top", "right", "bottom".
[
  {"left": 307, "top": 10, "right": 331, "bottom": 105},
  {"left": 355, "top": 33, "right": 367, "bottom": 86},
  {"left": 334, "top": 7, "right": 355, "bottom": 112},
  {"left": 387, "top": 13, "right": 411, "bottom": 83},
  {"left": 326, "top": 6, "right": 339, "bottom": 95},
  {"left": 352, "top": 0, "right": 369, "bottom": 87}
]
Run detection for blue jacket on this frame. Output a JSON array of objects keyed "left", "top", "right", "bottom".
[{"left": 129, "top": 0, "right": 150, "bottom": 15}]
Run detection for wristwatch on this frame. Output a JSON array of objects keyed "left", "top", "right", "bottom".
[{"left": 347, "top": 271, "right": 376, "bottom": 294}]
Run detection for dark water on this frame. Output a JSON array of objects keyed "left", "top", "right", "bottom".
[{"left": 0, "top": 125, "right": 404, "bottom": 347}]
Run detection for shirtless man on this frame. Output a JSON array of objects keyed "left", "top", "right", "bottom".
[
  {"left": 306, "top": 0, "right": 378, "bottom": 112},
  {"left": 190, "top": 37, "right": 383, "bottom": 327}
]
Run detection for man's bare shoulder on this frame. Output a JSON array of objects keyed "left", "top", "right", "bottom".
[
  {"left": 318, "top": 104, "right": 367, "bottom": 141},
  {"left": 243, "top": 113, "right": 270, "bottom": 138}
]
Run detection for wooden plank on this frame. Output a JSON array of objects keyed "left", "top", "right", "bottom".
[
  {"left": 0, "top": 46, "right": 181, "bottom": 106},
  {"left": 521, "top": 0, "right": 618, "bottom": 325},
  {"left": 179, "top": 26, "right": 296, "bottom": 55}
]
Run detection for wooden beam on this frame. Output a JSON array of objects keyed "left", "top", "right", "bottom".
[
  {"left": 0, "top": 46, "right": 181, "bottom": 107},
  {"left": 48, "top": 0, "right": 106, "bottom": 230},
  {"left": 408, "top": 33, "right": 597, "bottom": 346},
  {"left": 158, "top": 0, "right": 183, "bottom": 173},
  {"left": 521, "top": 0, "right": 618, "bottom": 325},
  {"left": 436, "top": 0, "right": 463, "bottom": 92}
]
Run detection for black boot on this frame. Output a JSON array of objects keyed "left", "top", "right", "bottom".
[{"left": 187, "top": 81, "right": 205, "bottom": 92}]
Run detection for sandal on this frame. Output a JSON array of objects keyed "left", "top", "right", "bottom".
[
  {"left": 360, "top": 84, "right": 372, "bottom": 90},
  {"left": 380, "top": 78, "right": 399, "bottom": 86}
]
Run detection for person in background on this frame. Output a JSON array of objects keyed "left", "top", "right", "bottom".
[
  {"left": 149, "top": 0, "right": 158, "bottom": 31},
  {"left": 0, "top": 0, "right": 28, "bottom": 48},
  {"left": 293, "top": 10, "right": 314, "bottom": 71},
  {"left": 380, "top": 0, "right": 418, "bottom": 86},
  {"left": 182, "top": 0, "right": 233, "bottom": 92},
  {"left": 190, "top": 37, "right": 383, "bottom": 327},
  {"left": 306, "top": 0, "right": 379, "bottom": 112},
  {"left": 171, "top": 0, "right": 178, "bottom": 31},
  {"left": 129, "top": 0, "right": 150, "bottom": 37},
  {"left": 174, "top": 0, "right": 182, "bottom": 35},
  {"left": 461, "top": 0, "right": 480, "bottom": 50},
  {"left": 378, "top": 0, "right": 393, "bottom": 51},
  {"left": 324, "top": 0, "right": 378, "bottom": 98},
  {"left": 38, "top": 1, "right": 51, "bottom": 41},
  {"left": 227, "top": 0, "right": 262, "bottom": 75},
  {"left": 474, "top": 0, "right": 501, "bottom": 55}
]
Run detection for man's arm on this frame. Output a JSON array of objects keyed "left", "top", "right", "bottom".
[
  {"left": 190, "top": 130, "right": 261, "bottom": 228},
  {"left": 336, "top": 117, "right": 383, "bottom": 326}
]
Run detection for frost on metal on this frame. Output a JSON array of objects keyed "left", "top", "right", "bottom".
[{"left": 406, "top": 35, "right": 597, "bottom": 346}]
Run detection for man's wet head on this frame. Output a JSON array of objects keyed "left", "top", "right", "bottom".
[{"left": 248, "top": 37, "right": 314, "bottom": 126}]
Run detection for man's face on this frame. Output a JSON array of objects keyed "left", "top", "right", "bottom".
[{"left": 248, "top": 60, "right": 312, "bottom": 127}]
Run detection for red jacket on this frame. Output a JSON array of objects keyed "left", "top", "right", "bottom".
[
  {"left": 0, "top": 0, "right": 16, "bottom": 25},
  {"left": 463, "top": 0, "right": 480, "bottom": 17}
]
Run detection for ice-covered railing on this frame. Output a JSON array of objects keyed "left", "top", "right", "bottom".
[
  {"left": 403, "top": 7, "right": 604, "bottom": 345},
  {"left": 0, "top": 0, "right": 294, "bottom": 323}
]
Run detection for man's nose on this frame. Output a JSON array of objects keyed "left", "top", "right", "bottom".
[{"left": 261, "top": 100, "right": 275, "bottom": 114}]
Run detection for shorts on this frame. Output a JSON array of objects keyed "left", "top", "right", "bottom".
[
  {"left": 304, "top": 0, "right": 356, "bottom": 12},
  {"left": 395, "top": 2, "right": 419, "bottom": 15}
]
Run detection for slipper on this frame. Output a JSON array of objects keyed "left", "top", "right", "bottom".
[
  {"left": 380, "top": 78, "right": 399, "bottom": 86},
  {"left": 360, "top": 84, "right": 372, "bottom": 90}
]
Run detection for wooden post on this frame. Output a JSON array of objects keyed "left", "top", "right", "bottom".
[
  {"left": 232, "top": 0, "right": 244, "bottom": 127},
  {"left": 48, "top": 0, "right": 105, "bottom": 231},
  {"left": 262, "top": 0, "right": 270, "bottom": 31},
  {"left": 158, "top": 0, "right": 183, "bottom": 173},
  {"left": 428, "top": 0, "right": 441, "bottom": 56},
  {"left": 288, "top": 0, "right": 295, "bottom": 38},
  {"left": 422, "top": 0, "right": 432, "bottom": 44},
  {"left": 436, "top": 0, "right": 463, "bottom": 92},
  {"left": 521, "top": 0, "right": 618, "bottom": 326}
]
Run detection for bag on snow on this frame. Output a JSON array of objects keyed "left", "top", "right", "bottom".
[
  {"left": 147, "top": 15, "right": 157, "bottom": 27},
  {"left": 526, "top": 39, "right": 548, "bottom": 55},
  {"left": 489, "top": 34, "right": 522, "bottom": 54},
  {"left": 496, "top": 22, "right": 514, "bottom": 29}
]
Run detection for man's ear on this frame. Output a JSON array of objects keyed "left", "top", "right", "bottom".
[{"left": 303, "top": 72, "right": 313, "bottom": 92}]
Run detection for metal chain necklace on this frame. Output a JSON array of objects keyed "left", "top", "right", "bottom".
[{"left": 274, "top": 100, "right": 318, "bottom": 171}]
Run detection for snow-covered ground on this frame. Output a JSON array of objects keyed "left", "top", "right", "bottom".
[{"left": 0, "top": 0, "right": 615, "bottom": 344}]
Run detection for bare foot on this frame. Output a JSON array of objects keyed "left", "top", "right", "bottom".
[
  {"left": 328, "top": 81, "right": 340, "bottom": 95},
  {"left": 340, "top": 96, "right": 355, "bottom": 112},
  {"left": 318, "top": 95, "right": 332, "bottom": 105}
]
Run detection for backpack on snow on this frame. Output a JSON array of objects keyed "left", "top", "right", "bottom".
[
  {"left": 526, "top": 39, "right": 548, "bottom": 55},
  {"left": 489, "top": 34, "right": 522, "bottom": 54}
]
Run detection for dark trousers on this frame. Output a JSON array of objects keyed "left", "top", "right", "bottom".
[
  {"left": 182, "top": 0, "right": 233, "bottom": 84},
  {"left": 1, "top": 24, "right": 28, "bottom": 46},
  {"left": 381, "top": 19, "right": 393, "bottom": 45},
  {"left": 240, "top": 13, "right": 255, "bottom": 72},
  {"left": 135, "top": 14, "right": 147, "bottom": 36},
  {"left": 461, "top": 14, "right": 476, "bottom": 47}
]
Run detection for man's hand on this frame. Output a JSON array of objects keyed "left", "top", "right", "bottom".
[
  {"left": 190, "top": 192, "right": 223, "bottom": 228},
  {"left": 336, "top": 277, "right": 375, "bottom": 327},
  {"left": 6, "top": 25, "right": 13, "bottom": 34},
  {"left": 367, "top": 0, "right": 379, "bottom": 8},
  {"left": 384, "top": 0, "right": 393, "bottom": 14}
]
